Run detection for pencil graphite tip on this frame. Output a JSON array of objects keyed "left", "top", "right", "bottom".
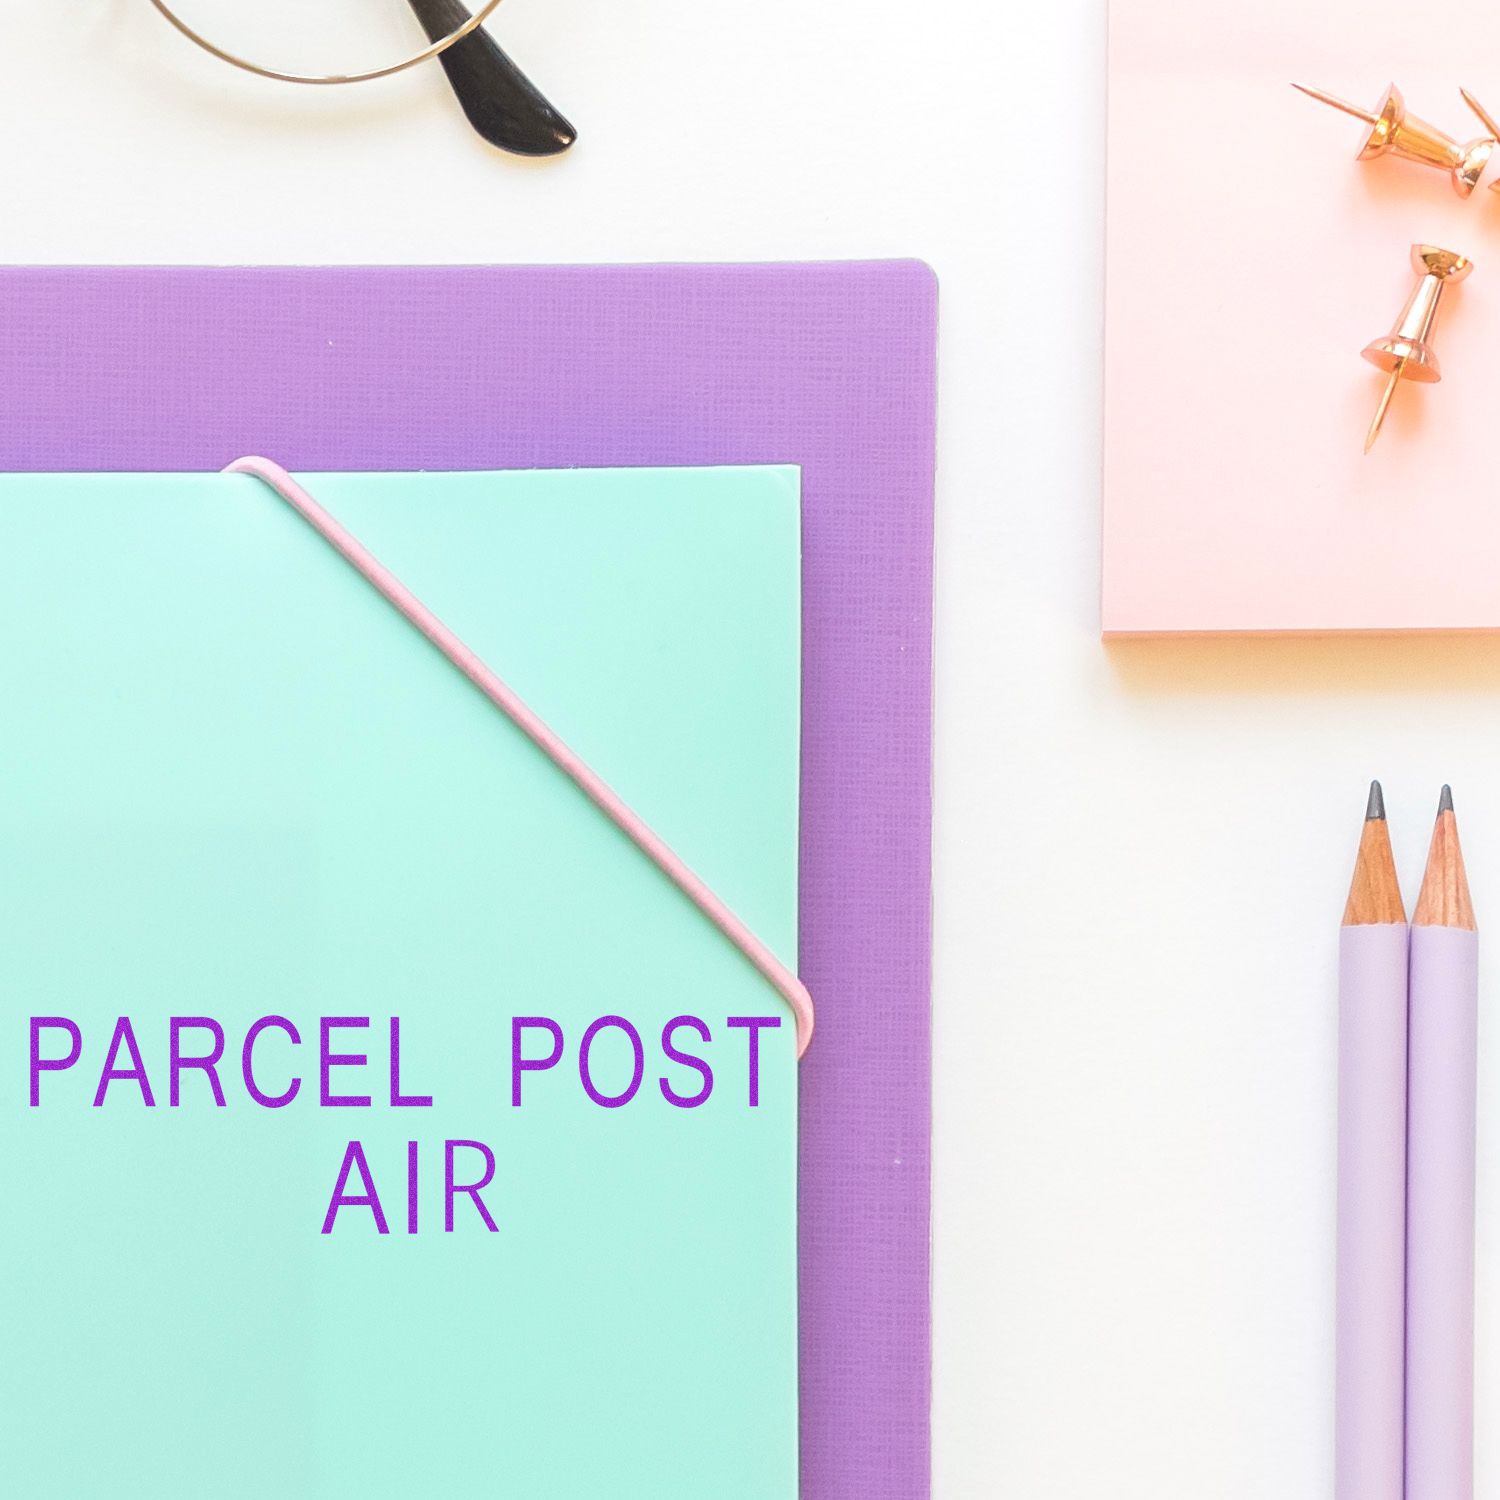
[
  {"left": 1439, "top": 784, "right": 1455, "bottom": 815},
  {"left": 1366, "top": 780, "right": 1386, "bottom": 821}
]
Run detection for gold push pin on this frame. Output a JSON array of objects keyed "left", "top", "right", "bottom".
[
  {"left": 1292, "top": 82, "right": 1493, "bottom": 196},
  {"left": 1362, "top": 244, "right": 1472, "bottom": 454},
  {"left": 1460, "top": 88, "right": 1500, "bottom": 191}
]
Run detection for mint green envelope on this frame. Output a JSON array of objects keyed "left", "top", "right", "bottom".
[{"left": 0, "top": 467, "right": 801, "bottom": 1498}]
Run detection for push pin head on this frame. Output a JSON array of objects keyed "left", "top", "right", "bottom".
[
  {"left": 1361, "top": 244, "right": 1472, "bottom": 453},
  {"left": 1293, "top": 82, "right": 1493, "bottom": 196}
]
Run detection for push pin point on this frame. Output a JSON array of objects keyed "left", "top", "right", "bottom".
[
  {"left": 1362, "top": 245, "right": 1472, "bottom": 454},
  {"left": 1293, "top": 82, "right": 1493, "bottom": 196}
]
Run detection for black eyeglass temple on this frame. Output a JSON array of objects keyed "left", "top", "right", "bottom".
[{"left": 405, "top": 0, "right": 576, "bottom": 156}]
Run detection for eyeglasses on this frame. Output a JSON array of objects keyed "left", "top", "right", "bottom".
[{"left": 147, "top": 0, "right": 576, "bottom": 156}]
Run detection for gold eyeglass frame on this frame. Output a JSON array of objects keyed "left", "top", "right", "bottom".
[{"left": 147, "top": 0, "right": 507, "bottom": 86}]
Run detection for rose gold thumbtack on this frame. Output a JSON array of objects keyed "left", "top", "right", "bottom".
[
  {"left": 1460, "top": 88, "right": 1500, "bottom": 191},
  {"left": 1361, "top": 244, "right": 1472, "bottom": 454},
  {"left": 1293, "top": 82, "right": 1493, "bottom": 196}
]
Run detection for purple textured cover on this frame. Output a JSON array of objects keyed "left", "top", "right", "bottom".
[
  {"left": 1406, "top": 924, "right": 1479, "bottom": 1500},
  {"left": 0, "top": 261, "right": 937, "bottom": 1499},
  {"left": 1336, "top": 923, "right": 1409, "bottom": 1500}
]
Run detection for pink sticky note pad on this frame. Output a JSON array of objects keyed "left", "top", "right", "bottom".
[{"left": 1105, "top": 0, "right": 1500, "bottom": 634}]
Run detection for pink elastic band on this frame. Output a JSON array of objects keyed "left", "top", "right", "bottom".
[{"left": 225, "top": 456, "right": 814, "bottom": 1059}]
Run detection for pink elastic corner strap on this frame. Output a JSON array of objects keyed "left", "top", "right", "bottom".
[{"left": 225, "top": 456, "right": 813, "bottom": 1059}]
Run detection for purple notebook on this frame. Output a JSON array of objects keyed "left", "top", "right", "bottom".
[{"left": 0, "top": 261, "right": 936, "bottom": 1499}]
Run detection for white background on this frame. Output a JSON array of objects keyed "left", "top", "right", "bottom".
[{"left": 7, "top": 2, "right": 1500, "bottom": 1495}]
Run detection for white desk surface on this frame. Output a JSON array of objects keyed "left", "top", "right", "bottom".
[{"left": 10, "top": 2, "right": 1498, "bottom": 1494}]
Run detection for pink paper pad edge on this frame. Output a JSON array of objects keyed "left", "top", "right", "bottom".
[{"left": 1104, "top": 0, "right": 1500, "bottom": 634}]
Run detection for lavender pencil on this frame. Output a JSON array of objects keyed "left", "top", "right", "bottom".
[
  {"left": 1337, "top": 781, "right": 1409, "bottom": 1500},
  {"left": 1406, "top": 786, "right": 1479, "bottom": 1500}
]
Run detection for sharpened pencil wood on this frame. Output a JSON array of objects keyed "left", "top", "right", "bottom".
[
  {"left": 1344, "top": 786, "right": 1406, "bottom": 926},
  {"left": 1414, "top": 791, "right": 1476, "bottom": 931}
]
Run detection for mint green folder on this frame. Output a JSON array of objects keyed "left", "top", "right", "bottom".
[{"left": 0, "top": 467, "right": 801, "bottom": 1498}]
